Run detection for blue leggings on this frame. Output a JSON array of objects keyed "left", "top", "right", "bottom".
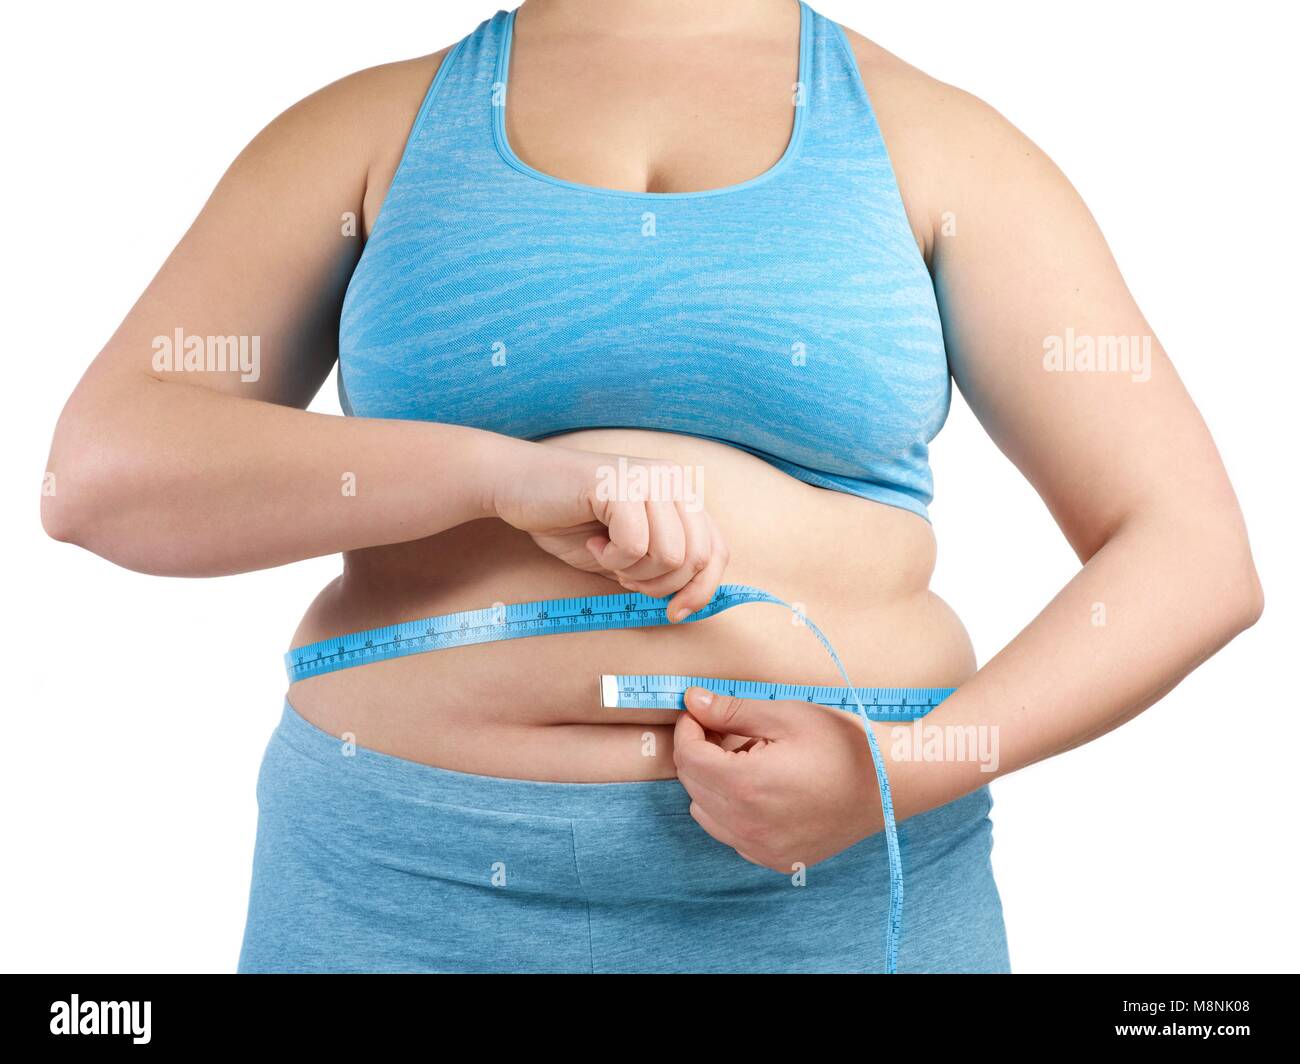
[{"left": 237, "top": 702, "right": 1011, "bottom": 974}]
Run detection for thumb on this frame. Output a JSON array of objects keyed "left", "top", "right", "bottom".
[{"left": 683, "top": 687, "right": 817, "bottom": 739}]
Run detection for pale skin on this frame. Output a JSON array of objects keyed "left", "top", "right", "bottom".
[{"left": 42, "top": 0, "right": 1262, "bottom": 874}]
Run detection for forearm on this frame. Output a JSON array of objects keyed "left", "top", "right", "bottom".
[
  {"left": 887, "top": 510, "right": 1264, "bottom": 821},
  {"left": 41, "top": 374, "right": 520, "bottom": 576}
]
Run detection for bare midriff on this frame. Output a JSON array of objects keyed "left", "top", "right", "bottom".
[{"left": 286, "top": 429, "right": 974, "bottom": 782}]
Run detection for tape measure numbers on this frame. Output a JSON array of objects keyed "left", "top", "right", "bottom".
[
  {"left": 601, "top": 674, "right": 953, "bottom": 719},
  {"left": 284, "top": 582, "right": 941, "bottom": 974},
  {"left": 290, "top": 584, "right": 792, "bottom": 681}
]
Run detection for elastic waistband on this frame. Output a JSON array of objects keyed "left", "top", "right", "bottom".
[
  {"left": 273, "top": 701, "right": 994, "bottom": 834},
  {"left": 274, "top": 699, "right": 691, "bottom": 819}
]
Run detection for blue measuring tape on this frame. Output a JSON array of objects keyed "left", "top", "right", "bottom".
[
  {"left": 600, "top": 674, "right": 953, "bottom": 720},
  {"left": 285, "top": 583, "right": 954, "bottom": 973}
]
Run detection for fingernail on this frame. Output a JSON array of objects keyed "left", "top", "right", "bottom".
[
  {"left": 690, "top": 688, "right": 713, "bottom": 708},
  {"left": 672, "top": 607, "right": 694, "bottom": 623}
]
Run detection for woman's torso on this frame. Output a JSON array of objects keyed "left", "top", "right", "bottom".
[{"left": 287, "top": 2, "right": 974, "bottom": 781}]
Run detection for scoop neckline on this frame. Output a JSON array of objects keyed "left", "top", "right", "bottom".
[{"left": 491, "top": 1, "right": 811, "bottom": 200}]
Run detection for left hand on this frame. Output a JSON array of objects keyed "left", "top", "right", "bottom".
[{"left": 673, "top": 686, "right": 888, "bottom": 872}]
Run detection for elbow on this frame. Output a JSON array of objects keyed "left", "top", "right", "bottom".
[
  {"left": 42, "top": 393, "right": 107, "bottom": 548},
  {"left": 1235, "top": 557, "right": 1265, "bottom": 632},
  {"left": 1129, "top": 506, "right": 1265, "bottom": 642},
  {"left": 41, "top": 425, "right": 229, "bottom": 578},
  {"left": 1161, "top": 501, "right": 1264, "bottom": 637},
  {"left": 40, "top": 466, "right": 76, "bottom": 543},
  {"left": 41, "top": 409, "right": 156, "bottom": 567},
  {"left": 40, "top": 379, "right": 226, "bottom": 577},
  {"left": 40, "top": 489, "right": 83, "bottom": 546},
  {"left": 40, "top": 454, "right": 180, "bottom": 575},
  {"left": 40, "top": 439, "right": 124, "bottom": 552},
  {"left": 1207, "top": 524, "right": 1264, "bottom": 637}
]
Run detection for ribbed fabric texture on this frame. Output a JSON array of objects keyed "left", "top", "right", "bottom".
[{"left": 338, "top": 3, "right": 949, "bottom": 520}]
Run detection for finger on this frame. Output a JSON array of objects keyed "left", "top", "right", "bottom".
[
  {"left": 617, "top": 500, "right": 686, "bottom": 583},
  {"left": 673, "top": 710, "right": 736, "bottom": 780},
  {"left": 677, "top": 766, "right": 736, "bottom": 818},
  {"left": 673, "top": 708, "right": 732, "bottom": 771},
  {"left": 683, "top": 686, "right": 799, "bottom": 741},
  {"left": 586, "top": 534, "right": 637, "bottom": 584},
  {"left": 673, "top": 717, "right": 747, "bottom": 794},
  {"left": 587, "top": 501, "right": 649, "bottom": 572},
  {"left": 666, "top": 513, "right": 728, "bottom": 621},
  {"left": 688, "top": 793, "right": 781, "bottom": 871},
  {"left": 688, "top": 800, "right": 751, "bottom": 854},
  {"left": 623, "top": 502, "right": 712, "bottom": 601},
  {"left": 673, "top": 706, "right": 710, "bottom": 747}
]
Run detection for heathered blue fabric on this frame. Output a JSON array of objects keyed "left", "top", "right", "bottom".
[
  {"left": 255, "top": 3, "right": 1006, "bottom": 975},
  {"left": 237, "top": 703, "right": 1010, "bottom": 973},
  {"left": 337, "top": 3, "right": 950, "bottom": 520}
]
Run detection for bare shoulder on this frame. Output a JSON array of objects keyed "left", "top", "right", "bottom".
[
  {"left": 331, "top": 50, "right": 452, "bottom": 149},
  {"left": 95, "top": 46, "right": 459, "bottom": 403},
  {"left": 225, "top": 48, "right": 453, "bottom": 233},
  {"left": 836, "top": 25, "right": 1061, "bottom": 258},
  {"left": 333, "top": 50, "right": 454, "bottom": 231}
]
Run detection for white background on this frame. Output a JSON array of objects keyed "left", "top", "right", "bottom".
[{"left": 2, "top": 1, "right": 1296, "bottom": 973}]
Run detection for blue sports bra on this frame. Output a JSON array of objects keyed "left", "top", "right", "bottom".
[{"left": 338, "top": 2, "right": 950, "bottom": 521}]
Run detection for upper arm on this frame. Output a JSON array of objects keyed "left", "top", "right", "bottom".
[
  {"left": 928, "top": 92, "right": 1246, "bottom": 559},
  {"left": 844, "top": 28, "right": 1247, "bottom": 561},
  {"left": 72, "top": 51, "right": 446, "bottom": 411}
]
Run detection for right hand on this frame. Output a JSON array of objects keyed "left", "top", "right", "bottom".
[{"left": 489, "top": 442, "right": 729, "bottom": 622}]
